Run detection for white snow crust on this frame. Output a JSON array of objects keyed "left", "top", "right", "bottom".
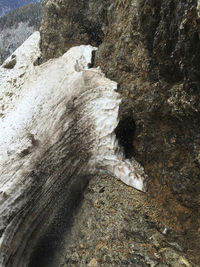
[{"left": 0, "top": 31, "right": 147, "bottom": 192}]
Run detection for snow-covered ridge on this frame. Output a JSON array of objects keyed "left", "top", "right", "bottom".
[
  {"left": 0, "top": 32, "right": 96, "bottom": 158},
  {"left": 0, "top": 31, "right": 41, "bottom": 119}
]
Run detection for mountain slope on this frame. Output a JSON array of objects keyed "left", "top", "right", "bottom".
[
  {"left": 0, "top": 2, "right": 42, "bottom": 64},
  {"left": 0, "top": 0, "right": 41, "bottom": 17}
]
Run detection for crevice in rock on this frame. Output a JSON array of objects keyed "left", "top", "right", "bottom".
[{"left": 115, "top": 115, "right": 136, "bottom": 159}]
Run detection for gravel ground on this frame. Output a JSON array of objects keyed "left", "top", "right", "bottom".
[{"left": 46, "top": 175, "right": 198, "bottom": 267}]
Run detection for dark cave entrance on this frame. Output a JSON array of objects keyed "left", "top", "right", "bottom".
[{"left": 115, "top": 116, "right": 136, "bottom": 159}]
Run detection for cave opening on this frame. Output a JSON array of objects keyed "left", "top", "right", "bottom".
[{"left": 115, "top": 116, "right": 136, "bottom": 159}]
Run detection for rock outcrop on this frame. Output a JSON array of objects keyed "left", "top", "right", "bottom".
[
  {"left": 95, "top": 0, "right": 200, "bottom": 212},
  {"left": 39, "top": 0, "right": 110, "bottom": 62},
  {"left": 40, "top": 0, "right": 200, "bottom": 218}
]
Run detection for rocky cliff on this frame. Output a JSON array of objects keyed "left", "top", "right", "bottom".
[{"left": 38, "top": 0, "right": 200, "bottom": 266}]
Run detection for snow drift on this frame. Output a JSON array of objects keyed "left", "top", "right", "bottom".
[{"left": 0, "top": 31, "right": 147, "bottom": 266}]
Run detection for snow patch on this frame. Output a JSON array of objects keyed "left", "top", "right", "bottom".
[{"left": 0, "top": 31, "right": 147, "bottom": 192}]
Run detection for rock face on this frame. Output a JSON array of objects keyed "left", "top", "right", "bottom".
[
  {"left": 0, "top": 32, "right": 147, "bottom": 266},
  {"left": 39, "top": 0, "right": 110, "bottom": 62},
  {"left": 40, "top": 0, "right": 200, "bottom": 212},
  {"left": 95, "top": 0, "right": 200, "bottom": 213}
]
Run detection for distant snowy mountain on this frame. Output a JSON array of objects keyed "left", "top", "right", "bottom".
[
  {"left": 0, "top": 2, "right": 42, "bottom": 64},
  {"left": 0, "top": 0, "right": 41, "bottom": 17}
]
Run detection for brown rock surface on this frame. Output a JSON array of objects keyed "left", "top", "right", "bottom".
[
  {"left": 39, "top": 0, "right": 110, "bottom": 62},
  {"left": 94, "top": 0, "right": 200, "bottom": 211}
]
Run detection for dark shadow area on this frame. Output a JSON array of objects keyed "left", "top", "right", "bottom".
[
  {"left": 28, "top": 175, "right": 90, "bottom": 267},
  {"left": 87, "top": 25, "right": 104, "bottom": 46},
  {"left": 87, "top": 49, "right": 96, "bottom": 69},
  {"left": 115, "top": 116, "right": 136, "bottom": 159}
]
